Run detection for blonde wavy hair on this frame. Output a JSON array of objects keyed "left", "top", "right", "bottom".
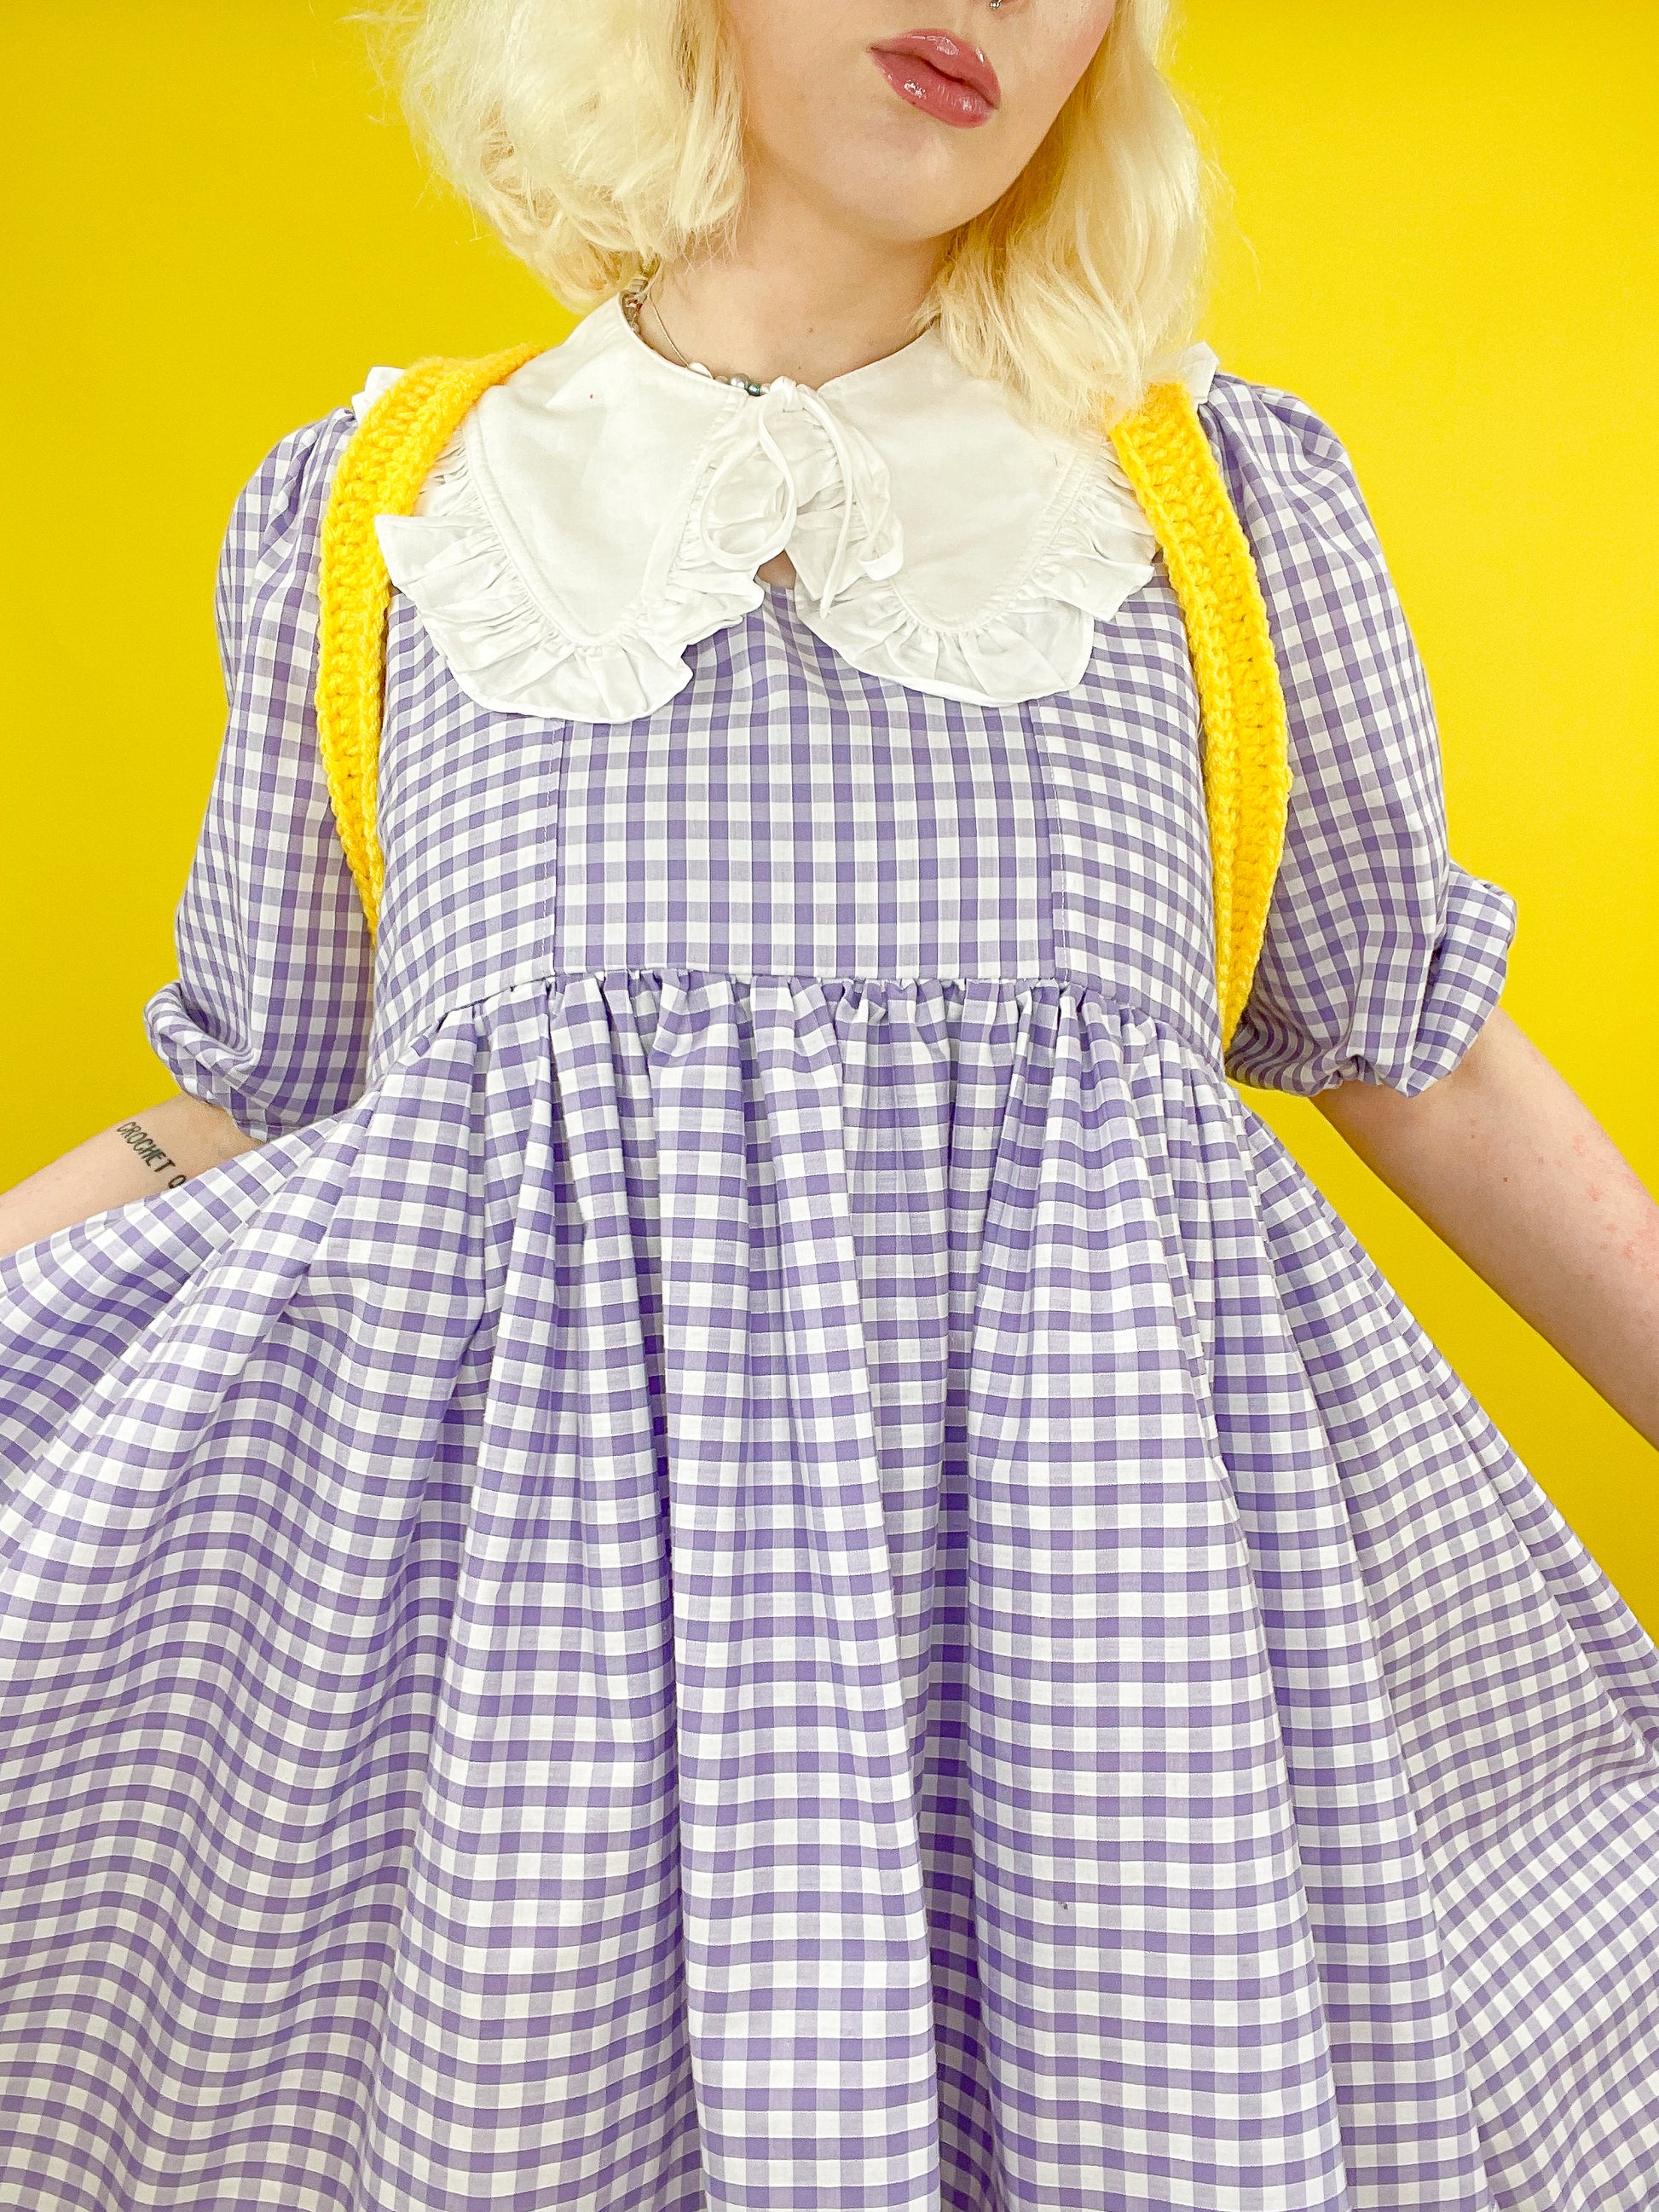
[{"left": 373, "top": 0, "right": 1210, "bottom": 436}]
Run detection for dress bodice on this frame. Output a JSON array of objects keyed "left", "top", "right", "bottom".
[{"left": 363, "top": 560, "right": 1223, "bottom": 1087}]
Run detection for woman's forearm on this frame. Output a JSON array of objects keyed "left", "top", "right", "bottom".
[
  {"left": 0, "top": 1094, "right": 263, "bottom": 1259},
  {"left": 1311, "top": 1007, "right": 1659, "bottom": 1452}
]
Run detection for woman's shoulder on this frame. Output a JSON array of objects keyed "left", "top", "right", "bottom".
[
  {"left": 221, "top": 401, "right": 360, "bottom": 576},
  {"left": 223, "top": 348, "right": 532, "bottom": 563},
  {"left": 217, "top": 357, "right": 455, "bottom": 618},
  {"left": 204, "top": 403, "right": 361, "bottom": 674},
  {"left": 1189, "top": 360, "right": 1408, "bottom": 632},
  {"left": 1194, "top": 363, "right": 1431, "bottom": 747},
  {"left": 1196, "top": 362, "right": 1375, "bottom": 522}
]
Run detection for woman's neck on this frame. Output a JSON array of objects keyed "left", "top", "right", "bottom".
[{"left": 645, "top": 185, "right": 943, "bottom": 391}]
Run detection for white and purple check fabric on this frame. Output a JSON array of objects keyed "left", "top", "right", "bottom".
[{"left": 3, "top": 371, "right": 1658, "bottom": 2212}]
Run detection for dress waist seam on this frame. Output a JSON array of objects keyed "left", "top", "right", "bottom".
[{"left": 367, "top": 961, "right": 1228, "bottom": 1081}]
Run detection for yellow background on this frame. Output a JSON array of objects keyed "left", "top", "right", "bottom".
[{"left": 3, "top": 5, "right": 1655, "bottom": 1623}]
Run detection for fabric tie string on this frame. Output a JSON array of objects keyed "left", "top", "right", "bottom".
[{"left": 697, "top": 378, "right": 904, "bottom": 612}]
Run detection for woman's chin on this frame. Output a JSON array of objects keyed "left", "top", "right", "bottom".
[{"left": 807, "top": 140, "right": 1009, "bottom": 249}]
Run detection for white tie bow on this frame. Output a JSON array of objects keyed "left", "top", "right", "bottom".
[{"left": 695, "top": 378, "right": 905, "bottom": 613}]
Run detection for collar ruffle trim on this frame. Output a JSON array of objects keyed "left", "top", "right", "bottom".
[{"left": 361, "top": 297, "right": 1219, "bottom": 721}]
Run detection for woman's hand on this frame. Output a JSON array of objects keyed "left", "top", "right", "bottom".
[
  {"left": 0, "top": 1094, "right": 262, "bottom": 1259},
  {"left": 1313, "top": 1007, "right": 1659, "bottom": 1452}
]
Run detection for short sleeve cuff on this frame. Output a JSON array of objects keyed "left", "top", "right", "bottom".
[
  {"left": 1398, "top": 865, "right": 1518, "bottom": 1094},
  {"left": 1227, "top": 863, "right": 1518, "bottom": 1099},
  {"left": 144, "top": 979, "right": 284, "bottom": 1145}
]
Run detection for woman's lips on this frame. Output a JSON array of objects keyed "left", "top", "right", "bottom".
[{"left": 868, "top": 30, "right": 1002, "bottom": 129}]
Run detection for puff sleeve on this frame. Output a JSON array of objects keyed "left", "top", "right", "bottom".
[
  {"left": 142, "top": 408, "right": 375, "bottom": 1142},
  {"left": 1200, "top": 375, "right": 1518, "bottom": 1098}
]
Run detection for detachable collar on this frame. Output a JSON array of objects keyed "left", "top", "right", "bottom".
[{"left": 362, "top": 293, "right": 1219, "bottom": 720}]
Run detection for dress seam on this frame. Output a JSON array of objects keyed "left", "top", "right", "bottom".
[{"left": 375, "top": 962, "right": 1229, "bottom": 1077}]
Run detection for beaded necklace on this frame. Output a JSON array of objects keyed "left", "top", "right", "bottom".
[{"left": 621, "top": 281, "right": 772, "bottom": 398}]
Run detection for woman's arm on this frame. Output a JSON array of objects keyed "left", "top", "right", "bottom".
[
  {"left": 0, "top": 1094, "right": 262, "bottom": 1258},
  {"left": 1311, "top": 1008, "right": 1659, "bottom": 1453}
]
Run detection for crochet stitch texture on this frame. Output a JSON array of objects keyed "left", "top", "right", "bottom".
[
  {"left": 313, "top": 344, "right": 1292, "bottom": 1052},
  {"left": 315, "top": 344, "right": 540, "bottom": 932},
  {"left": 1110, "top": 381, "right": 1295, "bottom": 1048}
]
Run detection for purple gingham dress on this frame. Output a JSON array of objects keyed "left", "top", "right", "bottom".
[{"left": 3, "top": 367, "right": 1659, "bottom": 2212}]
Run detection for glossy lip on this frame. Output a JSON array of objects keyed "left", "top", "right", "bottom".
[{"left": 869, "top": 29, "right": 1002, "bottom": 125}]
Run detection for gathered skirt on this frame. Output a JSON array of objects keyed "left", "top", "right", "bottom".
[{"left": 3, "top": 973, "right": 1658, "bottom": 2210}]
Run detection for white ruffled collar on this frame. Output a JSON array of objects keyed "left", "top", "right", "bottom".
[{"left": 361, "top": 294, "right": 1218, "bottom": 721}]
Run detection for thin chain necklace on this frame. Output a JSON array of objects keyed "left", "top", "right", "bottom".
[{"left": 622, "top": 280, "right": 773, "bottom": 397}]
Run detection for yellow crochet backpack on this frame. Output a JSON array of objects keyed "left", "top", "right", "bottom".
[{"left": 315, "top": 342, "right": 1292, "bottom": 1053}]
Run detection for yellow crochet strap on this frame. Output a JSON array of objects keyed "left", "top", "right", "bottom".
[
  {"left": 315, "top": 344, "right": 541, "bottom": 940},
  {"left": 1110, "top": 380, "right": 1293, "bottom": 1054}
]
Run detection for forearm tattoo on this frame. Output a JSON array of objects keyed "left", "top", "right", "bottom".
[{"left": 113, "top": 1118, "right": 190, "bottom": 1191}]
